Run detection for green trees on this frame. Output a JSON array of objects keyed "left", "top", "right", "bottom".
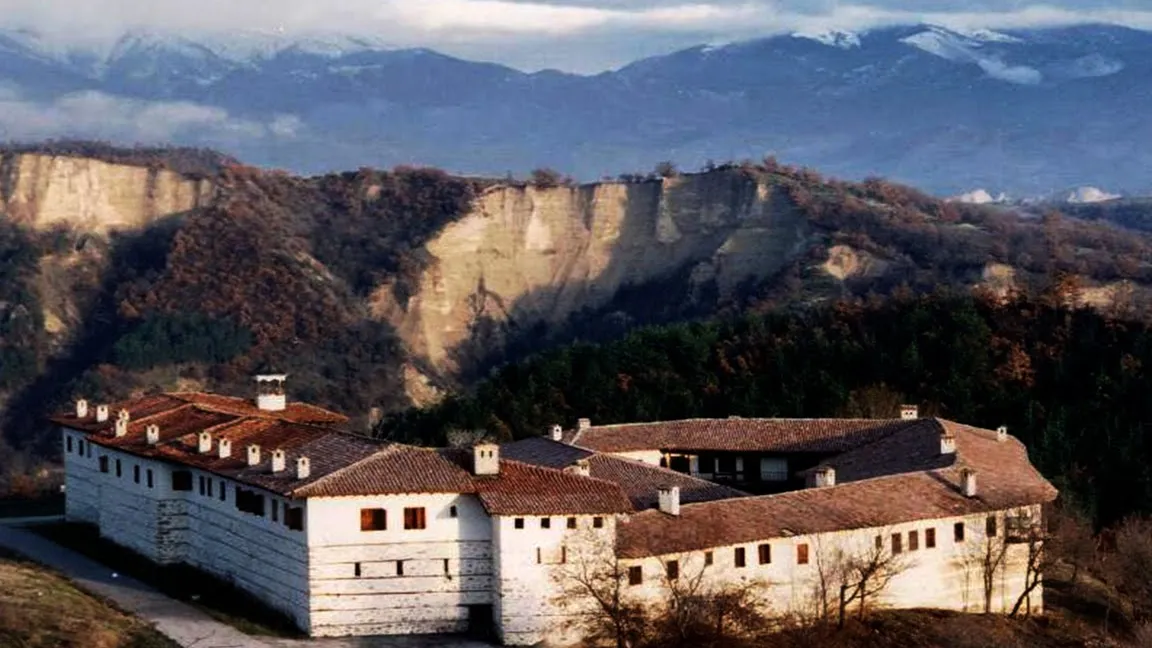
[{"left": 111, "top": 313, "right": 252, "bottom": 370}]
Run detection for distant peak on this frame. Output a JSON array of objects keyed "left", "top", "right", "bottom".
[{"left": 790, "top": 29, "right": 861, "bottom": 49}]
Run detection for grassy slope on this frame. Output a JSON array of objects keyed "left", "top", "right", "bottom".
[{"left": 0, "top": 549, "right": 176, "bottom": 648}]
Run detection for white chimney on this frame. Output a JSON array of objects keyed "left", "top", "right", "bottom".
[
  {"left": 296, "top": 456, "right": 311, "bottom": 480},
  {"left": 75, "top": 399, "right": 89, "bottom": 419},
  {"left": 900, "top": 405, "right": 919, "bottom": 420},
  {"left": 146, "top": 424, "right": 160, "bottom": 445},
  {"left": 962, "top": 468, "right": 978, "bottom": 498},
  {"left": 197, "top": 431, "right": 212, "bottom": 454},
  {"left": 95, "top": 404, "right": 110, "bottom": 422},
  {"left": 941, "top": 432, "right": 957, "bottom": 455},
  {"left": 550, "top": 424, "right": 563, "bottom": 441},
  {"left": 255, "top": 374, "right": 288, "bottom": 412},
  {"left": 657, "top": 486, "right": 681, "bottom": 516},
  {"left": 996, "top": 426, "right": 1008, "bottom": 442},
  {"left": 811, "top": 467, "right": 836, "bottom": 488},
  {"left": 218, "top": 438, "right": 232, "bottom": 459},
  {"left": 271, "top": 449, "right": 286, "bottom": 473},
  {"left": 114, "top": 410, "right": 129, "bottom": 438},
  {"left": 577, "top": 418, "right": 592, "bottom": 431},
  {"left": 473, "top": 443, "right": 500, "bottom": 476},
  {"left": 247, "top": 444, "right": 262, "bottom": 467}
]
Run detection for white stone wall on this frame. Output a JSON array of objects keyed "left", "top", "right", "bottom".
[
  {"left": 609, "top": 450, "right": 664, "bottom": 466},
  {"left": 493, "top": 513, "right": 618, "bottom": 646},
  {"left": 62, "top": 429, "right": 99, "bottom": 524},
  {"left": 304, "top": 493, "right": 494, "bottom": 638}
]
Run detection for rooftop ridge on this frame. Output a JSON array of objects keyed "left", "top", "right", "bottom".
[{"left": 288, "top": 441, "right": 406, "bottom": 496}]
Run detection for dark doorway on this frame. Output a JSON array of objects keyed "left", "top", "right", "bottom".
[{"left": 467, "top": 604, "right": 496, "bottom": 641}]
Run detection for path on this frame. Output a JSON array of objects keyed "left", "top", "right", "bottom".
[{"left": 0, "top": 519, "right": 490, "bottom": 648}]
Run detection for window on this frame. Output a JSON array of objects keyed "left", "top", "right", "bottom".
[
  {"left": 235, "top": 489, "right": 265, "bottom": 516},
  {"left": 567, "top": 517, "right": 577, "bottom": 529},
  {"left": 666, "top": 560, "right": 679, "bottom": 580},
  {"left": 449, "top": 505, "right": 458, "bottom": 518},
  {"left": 404, "top": 507, "right": 427, "bottom": 530},
  {"left": 797, "top": 544, "right": 809, "bottom": 565},
  {"left": 133, "top": 465, "right": 140, "bottom": 484},
  {"left": 443, "top": 559, "right": 450, "bottom": 574},
  {"left": 541, "top": 517, "right": 551, "bottom": 529},
  {"left": 354, "top": 562, "right": 362, "bottom": 577},
  {"left": 286, "top": 507, "right": 304, "bottom": 531},
  {"left": 67, "top": 437, "right": 73, "bottom": 453},
  {"left": 704, "top": 551, "right": 713, "bottom": 566},
  {"left": 628, "top": 566, "right": 643, "bottom": 586},
  {"left": 396, "top": 560, "right": 405, "bottom": 576},
  {"left": 759, "top": 457, "right": 789, "bottom": 481},
  {"left": 115, "top": 459, "right": 122, "bottom": 478},
  {"left": 514, "top": 518, "right": 525, "bottom": 529},
  {"left": 909, "top": 530, "right": 919, "bottom": 551},
  {"left": 926, "top": 528, "right": 936, "bottom": 549},
  {"left": 172, "top": 470, "right": 192, "bottom": 491},
  {"left": 954, "top": 522, "right": 966, "bottom": 542},
  {"left": 146, "top": 469, "right": 153, "bottom": 489},
  {"left": 758, "top": 544, "right": 772, "bottom": 565},
  {"left": 891, "top": 533, "right": 903, "bottom": 554},
  {"left": 593, "top": 517, "right": 604, "bottom": 528},
  {"left": 561, "top": 546, "right": 568, "bottom": 564},
  {"left": 207, "top": 479, "right": 213, "bottom": 498},
  {"left": 986, "top": 516, "right": 998, "bottom": 537},
  {"left": 272, "top": 500, "right": 279, "bottom": 522},
  {"left": 198, "top": 476, "right": 206, "bottom": 496},
  {"left": 219, "top": 483, "right": 226, "bottom": 501},
  {"left": 875, "top": 535, "right": 883, "bottom": 549},
  {"left": 734, "top": 547, "right": 746, "bottom": 568},
  {"left": 360, "top": 508, "right": 387, "bottom": 531},
  {"left": 536, "top": 548, "right": 542, "bottom": 564},
  {"left": 99, "top": 456, "right": 109, "bottom": 473}
]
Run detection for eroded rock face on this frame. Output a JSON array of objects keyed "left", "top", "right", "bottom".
[
  {"left": 378, "top": 173, "right": 814, "bottom": 375},
  {"left": 1, "top": 154, "right": 214, "bottom": 233}
]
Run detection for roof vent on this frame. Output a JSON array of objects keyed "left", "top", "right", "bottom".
[
  {"left": 473, "top": 443, "right": 499, "bottom": 476},
  {"left": 75, "top": 399, "right": 89, "bottom": 419},
  {"left": 900, "top": 405, "right": 919, "bottom": 420},
  {"left": 577, "top": 418, "right": 592, "bottom": 431},
  {"left": 296, "top": 456, "right": 311, "bottom": 480},
  {"left": 810, "top": 466, "right": 836, "bottom": 488},
  {"left": 961, "top": 468, "right": 978, "bottom": 498},
  {"left": 271, "top": 449, "right": 286, "bottom": 473},
  {"left": 996, "top": 426, "right": 1008, "bottom": 442},
  {"left": 197, "top": 431, "right": 212, "bottom": 454},
  {"left": 657, "top": 486, "right": 681, "bottom": 516},
  {"left": 550, "top": 424, "right": 563, "bottom": 441},
  {"left": 246, "top": 444, "right": 261, "bottom": 467},
  {"left": 218, "top": 438, "right": 232, "bottom": 459},
  {"left": 114, "top": 410, "right": 129, "bottom": 438},
  {"left": 146, "top": 425, "right": 160, "bottom": 445},
  {"left": 95, "top": 405, "right": 110, "bottom": 423},
  {"left": 254, "top": 374, "right": 287, "bottom": 412},
  {"left": 941, "top": 431, "right": 957, "bottom": 455}
]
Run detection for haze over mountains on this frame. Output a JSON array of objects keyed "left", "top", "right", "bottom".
[{"left": 0, "top": 23, "right": 1149, "bottom": 196}]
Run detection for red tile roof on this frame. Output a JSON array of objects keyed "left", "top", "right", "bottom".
[{"left": 568, "top": 418, "right": 919, "bottom": 454}]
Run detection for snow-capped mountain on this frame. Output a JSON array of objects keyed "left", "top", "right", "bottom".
[{"left": 0, "top": 24, "right": 1150, "bottom": 195}]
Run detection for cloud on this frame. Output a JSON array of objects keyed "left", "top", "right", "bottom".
[
  {"left": 0, "top": 87, "right": 301, "bottom": 144},
  {"left": 0, "top": 1, "right": 1150, "bottom": 71}
]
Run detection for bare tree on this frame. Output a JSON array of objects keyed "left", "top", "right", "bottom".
[
  {"left": 810, "top": 530, "right": 911, "bottom": 626},
  {"left": 657, "top": 554, "right": 774, "bottom": 648},
  {"left": 553, "top": 531, "right": 647, "bottom": 648},
  {"left": 959, "top": 516, "right": 1010, "bottom": 614}
]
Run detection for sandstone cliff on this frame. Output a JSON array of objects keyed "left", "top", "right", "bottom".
[
  {"left": 0, "top": 154, "right": 214, "bottom": 234},
  {"left": 374, "top": 173, "right": 815, "bottom": 377}
]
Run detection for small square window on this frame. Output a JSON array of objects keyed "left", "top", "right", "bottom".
[
  {"left": 286, "top": 507, "right": 304, "bottom": 531},
  {"left": 734, "top": 547, "right": 746, "bottom": 568},
  {"left": 704, "top": 551, "right": 713, "bottom": 566},
  {"left": 628, "top": 566, "right": 643, "bottom": 585},
  {"left": 758, "top": 543, "right": 772, "bottom": 565},
  {"left": 986, "top": 516, "right": 998, "bottom": 537},
  {"left": 954, "top": 521, "right": 966, "bottom": 542},
  {"left": 593, "top": 517, "right": 604, "bottom": 528},
  {"left": 666, "top": 560, "right": 679, "bottom": 580},
  {"left": 360, "top": 508, "right": 387, "bottom": 531},
  {"left": 926, "top": 528, "right": 936, "bottom": 549},
  {"left": 797, "top": 543, "right": 809, "bottom": 565},
  {"left": 909, "top": 530, "right": 919, "bottom": 551},
  {"left": 172, "top": 470, "right": 192, "bottom": 491},
  {"left": 449, "top": 505, "right": 458, "bottom": 518},
  {"left": 567, "top": 517, "right": 577, "bottom": 529},
  {"left": 404, "top": 507, "right": 427, "bottom": 530},
  {"left": 514, "top": 518, "right": 525, "bottom": 529},
  {"left": 541, "top": 517, "right": 551, "bottom": 529}
]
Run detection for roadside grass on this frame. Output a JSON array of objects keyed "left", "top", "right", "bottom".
[
  {"left": 0, "top": 547, "right": 178, "bottom": 648},
  {"left": 32, "top": 522, "right": 303, "bottom": 638}
]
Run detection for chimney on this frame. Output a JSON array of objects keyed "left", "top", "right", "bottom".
[
  {"left": 940, "top": 431, "right": 957, "bottom": 455},
  {"left": 550, "top": 424, "right": 563, "bottom": 442},
  {"left": 900, "top": 405, "right": 919, "bottom": 420},
  {"left": 95, "top": 405, "right": 110, "bottom": 423},
  {"left": 657, "top": 486, "right": 681, "bottom": 516},
  {"left": 810, "top": 466, "right": 836, "bottom": 488},
  {"left": 75, "top": 399, "right": 89, "bottom": 419},
  {"left": 566, "top": 459, "right": 591, "bottom": 477},
  {"left": 996, "top": 426, "right": 1008, "bottom": 442},
  {"left": 254, "top": 374, "right": 288, "bottom": 412},
  {"left": 577, "top": 418, "right": 592, "bottom": 431},
  {"left": 114, "top": 410, "right": 130, "bottom": 438},
  {"left": 218, "top": 438, "right": 232, "bottom": 459},
  {"left": 271, "top": 449, "right": 287, "bottom": 473},
  {"left": 146, "top": 424, "right": 160, "bottom": 445},
  {"left": 197, "top": 431, "right": 212, "bottom": 454},
  {"left": 473, "top": 443, "right": 500, "bottom": 476},
  {"left": 961, "top": 468, "right": 978, "bottom": 498},
  {"left": 296, "top": 456, "right": 311, "bottom": 480},
  {"left": 247, "top": 444, "right": 262, "bottom": 467}
]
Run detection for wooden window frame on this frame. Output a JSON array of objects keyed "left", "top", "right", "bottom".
[
  {"left": 666, "top": 560, "right": 680, "bottom": 580},
  {"left": 360, "top": 508, "right": 387, "bottom": 531},
  {"left": 758, "top": 543, "right": 772, "bottom": 565},
  {"left": 797, "top": 544, "right": 809, "bottom": 565},
  {"left": 892, "top": 533, "right": 903, "bottom": 554},
  {"left": 403, "top": 507, "right": 427, "bottom": 530},
  {"left": 926, "top": 527, "right": 936, "bottom": 549},
  {"left": 734, "top": 547, "right": 746, "bottom": 568},
  {"left": 567, "top": 517, "right": 577, "bottom": 529},
  {"left": 986, "top": 516, "right": 998, "bottom": 537},
  {"left": 954, "top": 521, "right": 966, "bottom": 542},
  {"left": 909, "top": 530, "right": 919, "bottom": 551},
  {"left": 628, "top": 566, "right": 643, "bottom": 586}
]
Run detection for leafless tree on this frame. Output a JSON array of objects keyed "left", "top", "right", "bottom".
[
  {"left": 810, "top": 530, "right": 911, "bottom": 626},
  {"left": 959, "top": 515, "right": 1010, "bottom": 614},
  {"left": 553, "top": 531, "right": 647, "bottom": 648},
  {"left": 657, "top": 554, "right": 774, "bottom": 648}
]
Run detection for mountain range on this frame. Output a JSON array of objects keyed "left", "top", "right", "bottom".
[{"left": 0, "top": 24, "right": 1150, "bottom": 197}]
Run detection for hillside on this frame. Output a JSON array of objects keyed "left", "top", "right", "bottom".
[
  {"left": 1, "top": 25, "right": 1152, "bottom": 194},
  {"left": 4, "top": 147, "right": 1152, "bottom": 490}
]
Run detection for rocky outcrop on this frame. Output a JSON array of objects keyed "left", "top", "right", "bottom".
[
  {"left": 374, "top": 173, "right": 815, "bottom": 376},
  {"left": 0, "top": 154, "right": 214, "bottom": 234}
]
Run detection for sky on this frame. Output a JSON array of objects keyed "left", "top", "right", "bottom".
[{"left": 2, "top": 0, "right": 1152, "bottom": 71}]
